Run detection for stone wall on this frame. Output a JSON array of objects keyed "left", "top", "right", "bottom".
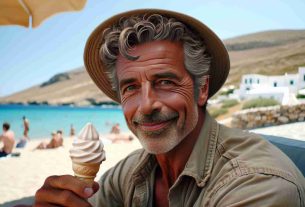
[{"left": 231, "top": 104, "right": 305, "bottom": 129}]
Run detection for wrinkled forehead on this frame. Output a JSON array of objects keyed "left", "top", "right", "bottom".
[
  {"left": 116, "top": 40, "right": 184, "bottom": 63},
  {"left": 115, "top": 40, "right": 186, "bottom": 75}
]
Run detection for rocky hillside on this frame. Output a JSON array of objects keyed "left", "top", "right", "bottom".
[
  {"left": 0, "top": 68, "right": 114, "bottom": 106},
  {"left": 1, "top": 29, "right": 305, "bottom": 106},
  {"left": 224, "top": 30, "right": 305, "bottom": 87}
]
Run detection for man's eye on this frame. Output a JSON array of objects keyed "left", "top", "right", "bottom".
[
  {"left": 125, "top": 85, "right": 137, "bottom": 92},
  {"left": 159, "top": 80, "right": 174, "bottom": 85}
]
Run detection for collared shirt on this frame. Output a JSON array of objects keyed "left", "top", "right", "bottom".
[{"left": 90, "top": 113, "right": 305, "bottom": 206}]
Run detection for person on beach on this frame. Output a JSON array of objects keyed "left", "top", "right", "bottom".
[
  {"left": 55, "top": 130, "right": 64, "bottom": 147},
  {"left": 16, "top": 137, "right": 27, "bottom": 148},
  {"left": 0, "top": 122, "right": 15, "bottom": 157},
  {"left": 105, "top": 123, "right": 134, "bottom": 143},
  {"left": 70, "top": 124, "right": 75, "bottom": 137},
  {"left": 36, "top": 130, "right": 63, "bottom": 150},
  {"left": 33, "top": 9, "right": 305, "bottom": 206},
  {"left": 22, "top": 116, "right": 30, "bottom": 140},
  {"left": 110, "top": 123, "right": 120, "bottom": 134}
]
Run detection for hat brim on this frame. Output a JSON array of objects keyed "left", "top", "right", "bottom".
[{"left": 84, "top": 9, "right": 230, "bottom": 103}]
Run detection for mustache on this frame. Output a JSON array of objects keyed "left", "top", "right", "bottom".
[{"left": 132, "top": 111, "right": 179, "bottom": 124}]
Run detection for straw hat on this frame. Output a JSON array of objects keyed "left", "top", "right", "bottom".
[{"left": 84, "top": 9, "right": 230, "bottom": 103}]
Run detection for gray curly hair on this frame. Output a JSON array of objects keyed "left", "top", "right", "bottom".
[{"left": 99, "top": 13, "right": 211, "bottom": 99}]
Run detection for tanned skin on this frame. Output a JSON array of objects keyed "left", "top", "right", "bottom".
[{"left": 116, "top": 41, "right": 209, "bottom": 207}]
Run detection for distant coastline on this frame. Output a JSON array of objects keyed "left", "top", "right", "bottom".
[
  {"left": 0, "top": 104, "right": 127, "bottom": 139},
  {"left": 0, "top": 103, "right": 122, "bottom": 109},
  {"left": 0, "top": 100, "right": 119, "bottom": 107}
]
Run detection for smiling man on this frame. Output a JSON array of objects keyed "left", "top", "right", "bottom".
[
  {"left": 117, "top": 41, "right": 204, "bottom": 155},
  {"left": 33, "top": 9, "right": 305, "bottom": 207}
]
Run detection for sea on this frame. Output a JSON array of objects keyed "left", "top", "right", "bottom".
[{"left": 0, "top": 104, "right": 129, "bottom": 140}]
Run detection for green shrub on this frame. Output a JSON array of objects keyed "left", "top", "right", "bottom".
[
  {"left": 296, "top": 93, "right": 305, "bottom": 99},
  {"left": 209, "top": 108, "right": 228, "bottom": 118},
  {"left": 221, "top": 99, "right": 239, "bottom": 108},
  {"left": 220, "top": 88, "right": 235, "bottom": 96},
  {"left": 242, "top": 98, "right": 279, "bottom": 109}
]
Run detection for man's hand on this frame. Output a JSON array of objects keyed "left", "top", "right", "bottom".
[{"left": 33, "top": 175, "right": 99, "bottom": 207}]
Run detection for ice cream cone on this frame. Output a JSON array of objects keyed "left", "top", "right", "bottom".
[
  {"left": 70, "top": 123, "right": 105, "bottom": 186},
  {"left": 72, "top": 161, "right": 100, "bottom": 186}
]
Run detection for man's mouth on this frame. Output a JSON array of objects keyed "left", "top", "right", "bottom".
[
  {"left": 133, "top": 112, "right": 179, "bottom": 133},
  {"left": 137, "top": 119, "right": 174, "bottom": 132}
]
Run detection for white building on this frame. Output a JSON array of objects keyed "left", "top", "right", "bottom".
[{"left": 238, "top": 67, "right": 305, "bottom": 105}]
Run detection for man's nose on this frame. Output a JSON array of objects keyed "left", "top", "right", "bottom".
[{"left": 139, "top": 82, "right": 161, "bottom": 115}]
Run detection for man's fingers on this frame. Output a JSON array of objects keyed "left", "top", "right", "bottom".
[
  {"left": 44, "top": 175, "right": 94, "bottom": 198},
  {"left": 35, "top": 186, "right": 92, "bottom": 207}
]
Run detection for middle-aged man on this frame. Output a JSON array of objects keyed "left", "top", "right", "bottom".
[{"left": 33, "top": 9, "right": 305, "bottom": 207}]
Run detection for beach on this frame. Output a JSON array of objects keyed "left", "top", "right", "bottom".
[
  {"left": 1, "top": 121, "right": 305, "bottom": 206},
  {"left": 0, "top": 137, "right": 142, "bottom": 207}
]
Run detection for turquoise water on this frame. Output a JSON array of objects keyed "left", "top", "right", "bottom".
[{"left": 0, "top": 105, "right": 128, "bottom": 140}]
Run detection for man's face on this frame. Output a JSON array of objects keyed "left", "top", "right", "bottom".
[{"left": 116, "top": 40, "right": 203, "bottom": 154}]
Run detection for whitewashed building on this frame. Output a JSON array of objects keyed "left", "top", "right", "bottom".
[{"left": 238, "top": 67, "right": 305, "bottom": 105}]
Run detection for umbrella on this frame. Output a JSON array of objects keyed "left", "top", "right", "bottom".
[{"left": 0, "top": 0, "right": 87, "bottom": 28}]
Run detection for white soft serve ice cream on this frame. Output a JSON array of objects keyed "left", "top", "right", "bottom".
[{"left": 70, "top": 123, "right": 106, "bottom": 164}]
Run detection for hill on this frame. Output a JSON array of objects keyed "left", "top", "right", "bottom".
[
  {"left": 0, "top": 68, "right": 113, "bottom": 106},
  {"left": 224, "top": 30, "right": 305, "bottom": 87},
  {"left": 1, "top": 29, "right": 305, "bottom": 106}
]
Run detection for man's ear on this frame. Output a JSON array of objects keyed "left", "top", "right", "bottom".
[{"left": 197, "top": 77, "right": 209, "bottom": 106}]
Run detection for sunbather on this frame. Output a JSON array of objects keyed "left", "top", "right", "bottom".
[
  {"left": 0, "top": 122, "right": 15, "bottom": 157},
  {"left": 36, "top": 130, "right": 63, "bottom": 150}
]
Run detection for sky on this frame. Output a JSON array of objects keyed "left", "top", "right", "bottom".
[{"left": 0, "top": 0, "right": 304, "bottom": 97}]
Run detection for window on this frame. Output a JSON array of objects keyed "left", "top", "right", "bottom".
[
  {"left": 304, "top": 74, "right": 305, "bottom": 81},
  {"left": 246, "top": 87, "right": 250, "bottom": 90},
  {"left": 250, "top": 78, "right": 252, "bottom": 84},
  {"left": 245, "top": 79, "right": 247, "bottom": 84},
  {"left": 274, "top": 82, "right": 277, "bottom": 87},
  {"left": 290, "top": 80, "right": 294, "bottom": 85},
  {"left": 257, "top": 79, "right": 260, "bottom": 84}
]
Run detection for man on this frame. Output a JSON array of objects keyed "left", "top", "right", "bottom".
[
  {"left": 22, "top": 116, "right": 30, "bottom": 139},
  {"left": 33, "top": 9, "right": 305, "bottom": 206},
  {"left": 0, "top": 122, "right": 15, "bottom": 157}
]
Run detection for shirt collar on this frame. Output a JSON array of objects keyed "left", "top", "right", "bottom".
[{"left": 181, "top": 112, "right": 219, "bottom": 187}]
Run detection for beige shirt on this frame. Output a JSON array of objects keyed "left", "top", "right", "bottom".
[{"left": 90, "top": 113, "right": 305, "bottom": 206}]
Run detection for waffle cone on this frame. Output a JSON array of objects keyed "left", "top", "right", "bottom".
[{"left": 72, "top": 162, "right": 100, "bottom": 186}]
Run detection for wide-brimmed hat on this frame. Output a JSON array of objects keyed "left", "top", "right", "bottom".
[{"left": 84, "top": 9, "right": 230, "bottom": 103}]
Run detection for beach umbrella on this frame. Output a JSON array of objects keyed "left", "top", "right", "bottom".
[{"left": 0, "top": 0, "right": 87, "bottom": 28}]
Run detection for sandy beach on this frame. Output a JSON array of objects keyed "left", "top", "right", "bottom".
[
  {"left": 0, "top": 137, "right": 142, "bottom": 207},
  {"left": 1, "top": 121, "right": 305, "bottom": 206}
]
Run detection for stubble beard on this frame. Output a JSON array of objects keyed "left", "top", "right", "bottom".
[
  {"left": 136, "top": 122, "right": 182, "bottom": 154},
  {"left": 132, "top": 107, "right": 198, "bottom": 154}
]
